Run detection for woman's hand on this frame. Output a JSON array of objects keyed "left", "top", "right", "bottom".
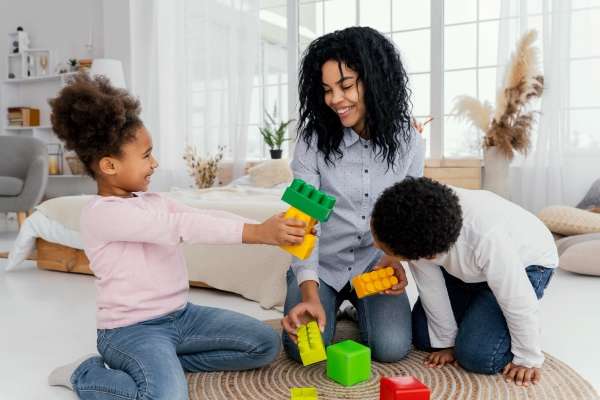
[
  {"left": 425, "top": 348, "right": 457, "bottom": 368},
  {"left": 243, "top": 213, "right": 307, "bottom": 245},
  {"left": 374, "top": 255, "right": 408, "bottom": 295},
  {"left": 502, "top": 362, "right": 541, "bottom": 386},
  {"left": 281, "top": 299, "right": 326, "bottom": 343}
]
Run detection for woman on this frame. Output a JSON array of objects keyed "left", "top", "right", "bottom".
[{"left": 281, "top": 26, "right": 424, "bottom": 363}]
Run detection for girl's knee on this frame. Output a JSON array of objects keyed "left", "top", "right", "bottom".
[{"left": 253, "top": 326, "right": 281, "bottom": 366}]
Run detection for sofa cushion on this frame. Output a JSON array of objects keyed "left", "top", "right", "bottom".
[
  {"left": 248, "top": 159, "right": 292, "bottom": 188},
  {"left": 556, "top": 233, "right": 600, "bottom": 276},
  {"left": 0, "top": 176, "right": 24, "bottom": 196},
  {"left": 538, "top": 205, "right": 600, "bottom": 236}
]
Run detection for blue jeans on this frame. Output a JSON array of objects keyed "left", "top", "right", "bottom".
[
  {"left": 71, "top": 303, "right": 280, "bottom": 399},
  {"left": 283, "top": 268, "right": 412, "bottom": 363},
  {"left": 412, "top": 265, "right": 554, "bottom": 374}
]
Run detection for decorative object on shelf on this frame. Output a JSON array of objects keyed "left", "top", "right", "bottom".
[
  {"left": 7, "top": 107, "right": 40, "bottom": 127},
  {"left": 65, "top": 154, "right": 85, "bottom": 176},
  {"left": 78, "top": 59, "right": 92, "bottom": 72},
  {"left": 89, "top": 59, "right": 126, "bottom": 88},
  {"left": 38, "top": 54, "right": 48, "bottom": 76},
  {"left": 55, "top": 61, "right": 69, "bottom": 74},
  {"left": 8, "top": 26, "right": 29, "bottom": 54},
  {"left": 47, "top": 143, "right": 63, "bottom": 175},
  {"left": 452, "top": 29, "right": 544, "bottom": 198},
  {"left": 68, "top": 58, "right": 78, "bottom": 72},
  {"left": 259, "top": 105, "right": 293, "bottom": 159},
  {"left": 183, "top": 145, "right": 225, "bottom": 189}
]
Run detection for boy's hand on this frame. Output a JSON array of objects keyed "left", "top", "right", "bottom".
[
  {"left": 374, "top": 255, "right": 408, "bottom": 295},
  {"left": 502, "top": 362, "right": 541, "bottom": 386},
  {"left": 425, "top": 348, "right": 457, "bottom": 368},
  {"left": 281, "top": 300, "right": 326, "bottom": 343},
  {"left": 244, "top": 213, "right": 306, "bottom": 246}
]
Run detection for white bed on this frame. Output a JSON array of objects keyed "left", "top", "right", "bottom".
[{"left": 6, "top": 183, "right": 293, "bottom": 309}]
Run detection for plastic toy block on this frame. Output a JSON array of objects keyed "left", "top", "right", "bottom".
[
  {"left": 280, "top": 207, "right": 317, "bottom": 260},
  {"left": 326, "top": 340, "right": 371, "bottom": 386},
  {"left": 352, "top": 267, "right": 399, "bottom": 299},
  {"left": 281, "top": 179, "right": 336, "bottom": 222},
  {"left": 379, "top": 376, "right": 431, "bottom": 400},
  {"left": 290, "top": 387, "right": 318, "bottom": 399},
  {"left": 297, "top": 321, "right": 327, "bottom": 366}
]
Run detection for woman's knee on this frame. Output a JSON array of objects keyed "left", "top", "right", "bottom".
[{"left": 370, "top": 330, "right": 412, "bottom": 363}]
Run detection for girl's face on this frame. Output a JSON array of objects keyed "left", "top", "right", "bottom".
[
  {"left": 321, "top": 60, "right": 367, "bottom": 136},
  {"left": 98, "top": 126, "right": 159, "bottom": 195}
]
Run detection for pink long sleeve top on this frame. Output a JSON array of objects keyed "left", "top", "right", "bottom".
[{"left": 80, "top": 192, "right": 251, "bottom": 329}]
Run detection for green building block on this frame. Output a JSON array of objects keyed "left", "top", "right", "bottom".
[
  {"left": 281, "top": 179, "right": 336, "bottom": 222},
  {"left": 297, "top": 321, "right": 327, "bottom": 366},
  {"left": 290, "top": 387, "right": 318, "bottom": 399},
  {"left": 326, "top": 340, "right": 371, "bottom": 386}
]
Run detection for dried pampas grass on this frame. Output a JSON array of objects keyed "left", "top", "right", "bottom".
[{"left": 453, "top": 30, "right": 544, "bottom": 160}]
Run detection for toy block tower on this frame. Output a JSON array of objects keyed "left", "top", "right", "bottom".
[
  {"left": 326, "top": 340, "right": 371, "bottom": 386},
  {"left": 379, "top": 376, "right": 431, "bottom": 400},
  {"left": 280, "top": 178, "right": 336, "bottom": 260},
  {"left": 290, "top": 387, "right": 318, "bottom": 399},
  {"left": 297, "top": 321, "right": 327, "bottom": 366},
  {"left": 352, "top": 267, "right": 399, "bottom": 298}
]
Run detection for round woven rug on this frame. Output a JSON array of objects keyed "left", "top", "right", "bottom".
[{"left": 187, "top": 320, "right": 598, "bottom": 400}]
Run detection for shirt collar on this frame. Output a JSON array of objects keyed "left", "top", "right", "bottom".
[{"left": 343, "top": 127, "right": 362, "bottom": 148}]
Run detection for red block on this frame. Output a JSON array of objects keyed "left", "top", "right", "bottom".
[{"left": 380, "top": 376, "right": 431, "bottom": 400}]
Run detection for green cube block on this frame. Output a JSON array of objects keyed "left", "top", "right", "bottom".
[
  {"left": 281, "top": 179, "right": 336, "bottom": 222},
  {"left": 326, "top": 340, "right": 371, "bottom": 386},
  {"left": 290, "top": 387, "right": 318, "bottom": 399}
]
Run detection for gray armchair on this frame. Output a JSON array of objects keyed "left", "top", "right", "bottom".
[{"left": 0, "top": 136, "right": 48, "bottom": 224}]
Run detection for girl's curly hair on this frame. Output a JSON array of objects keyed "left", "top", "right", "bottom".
[
  {"left": 49, "top": 73, "right": 142, "bottom": 178},
  {"left": 298, "top": 26, "right": 413, "bottom": 169}
]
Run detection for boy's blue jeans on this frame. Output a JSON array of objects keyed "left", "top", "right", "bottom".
[
  {"left": 282, "top": 267, "right": 412, "bottom": 363},
  {"left": 412, "top": 265, "right": 554, "bottom": 374},
  {"left": 71, "top": 303, "right": 280, "bottom": 399}
]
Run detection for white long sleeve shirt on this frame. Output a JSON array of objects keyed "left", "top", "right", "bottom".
[{"left": 409, "top": 187, "right": 558, "bottom": 368}]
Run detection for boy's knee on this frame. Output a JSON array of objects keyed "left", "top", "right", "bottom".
[{"left": 454, "top": 341, "right": 510, "bottom": 374}]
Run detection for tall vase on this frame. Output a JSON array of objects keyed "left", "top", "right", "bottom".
[{"left": 483, "top": 146, "right": 511, "bottom": 199}]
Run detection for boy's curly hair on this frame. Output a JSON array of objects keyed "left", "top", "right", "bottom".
[
  {"left": 371, "top": 177, "right": 463, "bottom": 260},
  {"left": 49, "top": 73, "right": 142, "bottom": 178}
]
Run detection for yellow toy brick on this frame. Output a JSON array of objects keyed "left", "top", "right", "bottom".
[
  {"left": 297, "top": 321, "right": 327, "bottom": 366},
  {"left": 352, "top": 267, "right": 399, "bottom": 299},
  {"left": 290, "top": 387, "right": 318, "bottom": 399},
  {"left": 280, "top": 207, "right": 317, "bottom": 260}
]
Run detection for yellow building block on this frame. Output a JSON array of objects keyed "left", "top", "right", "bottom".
[
  {"left": 352, "top": 267, "right": 399, "bottom": 299},
  {"left": 280, "top": 207, "right": 317, "bottom": 260},
  {"left": 290, "top": 387, "right": 318, "bottom": 399},
  {"left": 297, "top": 321, "right": 327, "bottom": 366}
]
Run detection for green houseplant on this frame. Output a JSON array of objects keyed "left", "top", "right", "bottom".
[{"left": 259, "top": 106, "right": 293, "bottom": 159}]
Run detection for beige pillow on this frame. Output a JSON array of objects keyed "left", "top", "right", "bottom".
[
  {"left": 538, "top": 205, "right": 600, "bottom": 236},
  {"left": 248, "top": 159, "right": 292, "bottom": 188}
]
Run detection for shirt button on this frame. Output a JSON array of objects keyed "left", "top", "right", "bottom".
[
  {"left": 348, "top": 267, "right": 352, "bottom": 271},
  {"left": 364, "top": 193, "right": 368, "bottom": 197},
  {"left": 364, "top": 169, "right": 368, "bottom": 173},
  {"left": 364, "top": 145, "right": 368, "bottom": 149},
  {"left": 361, "top": 215, "right": 366, "bottom": 220},
  {"left": 350, "top": 249, "right": 354, "bottom": 253},
  {"left": 357, "top": 235, "right": 361, "bottom": 240}
]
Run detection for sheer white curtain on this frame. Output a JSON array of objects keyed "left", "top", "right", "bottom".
[
  {"left": 501, "top": 0, "right": 600, "bottom": 212},
  {"left": 131, "top": 0, "right": 260, "bottom": 190}
]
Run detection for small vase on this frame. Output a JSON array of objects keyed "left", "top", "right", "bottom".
[
  {"left": 270, "top": 149, "right": 282, "bottom": 159},
  {"left": 483, "top": 146, "right": 511, "bottom": 199}
]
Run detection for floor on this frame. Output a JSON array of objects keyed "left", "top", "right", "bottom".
[{"left": 1, "top": 213, "right": 599, "bottom": 399}]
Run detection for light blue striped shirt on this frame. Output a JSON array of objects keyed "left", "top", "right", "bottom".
[{"left": 290, "top": 127, "right": 425, "bottom": 291}]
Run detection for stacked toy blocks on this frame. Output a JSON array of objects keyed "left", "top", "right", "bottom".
[
  {"left": 297, "top": 321, "right": 327, "bottom": 366},
  {"left": 352, "top": 267, "right": 399, "bottom": 299},
  {"left": 379, "top": 376, "right": 430, "bottom": 400},
  {"left": 290, "top": 387, "right": 318, "bottom": 399},
  {"left": 280, "top": 179, "right": 336, "bottom": 260},
  {"left": 326, "top": 340, "right": 371, "bottom": 386}
]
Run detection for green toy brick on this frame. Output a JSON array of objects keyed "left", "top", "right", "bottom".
[
  {"left": 290, "top": 387, "right": 318, "bottom": 399},
  {"left": 326, "top": 340, "right": 371, "bottom": 386},
  {"left": 297, "top": 321, "right": 327, "bottom": 366},
  {"left": 281, "top": 179, "right": 336, "bottom": 222}
]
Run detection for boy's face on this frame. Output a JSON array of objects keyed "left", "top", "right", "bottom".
[{"left": 98, "top": 126, "right": 159, "bottom": 193}]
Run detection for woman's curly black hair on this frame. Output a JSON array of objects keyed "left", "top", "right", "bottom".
[
  {"left": 371, "top": 177, "right": 463, "bottom": 260},
  {"left": 298, "top": 26, "right": 413, "bottom": 169},
  {"left": 49, "top": 73, "right": 142, "bottom": 178}
]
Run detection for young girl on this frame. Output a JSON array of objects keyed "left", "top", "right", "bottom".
[
  {"left": 281, "top": 26, "right": 424, "bottom": 363},
  {"left": 47, "top": 74, "right": 307, "bottom": 399}
]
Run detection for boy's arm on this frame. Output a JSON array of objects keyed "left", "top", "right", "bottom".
[
  {"left": 479, "top": 236, "right": 545, "bottom": 368},
  {"left": 409, "top": 260, "right": 458, "bottom": 348}
]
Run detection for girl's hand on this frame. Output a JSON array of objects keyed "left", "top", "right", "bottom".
[
  {"left": 281, "top": 300, "right": 327, "bottom": 343},
  {"left": 502, "top": 362, "right": 541, "bottom": 386},
  {"left": 243, "top": 213, "right": 306, "bottom": 246},
  {"left": 425, "top": 348, "right": 457, "bottom": 368}
]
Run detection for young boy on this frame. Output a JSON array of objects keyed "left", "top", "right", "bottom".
[{"left": 370, "top": 177, "right": 558, "bottom": 387}]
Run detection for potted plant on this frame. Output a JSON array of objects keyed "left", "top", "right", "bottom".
[{"left": 259, "top": 106, "right": 293, "bottom": 159}]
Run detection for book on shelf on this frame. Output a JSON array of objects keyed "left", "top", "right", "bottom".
[{"left": 6, "top": 107, "right": 40, "bottom": 126}]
